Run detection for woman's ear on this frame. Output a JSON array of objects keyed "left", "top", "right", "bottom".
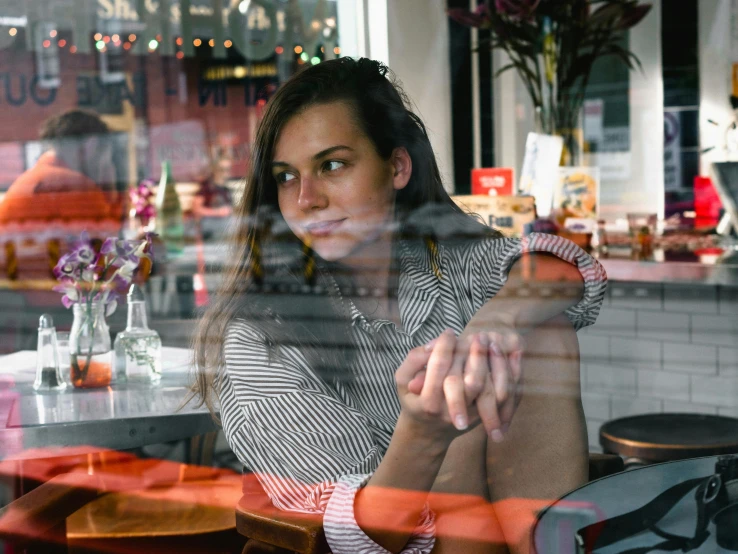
[{"left": 391, "top": 147, "right": 412, "bottom": 191}]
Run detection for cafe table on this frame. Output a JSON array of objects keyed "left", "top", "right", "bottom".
[
  {"left": 533, "top": 455, "right": 737, "bottom": 554},
  {"left": 0, "top": 347, "right": 217, "bottom": 460}
]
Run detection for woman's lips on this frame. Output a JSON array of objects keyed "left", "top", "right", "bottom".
[{"left": 305, "top": 218, "right": 347, "bottom": 237}]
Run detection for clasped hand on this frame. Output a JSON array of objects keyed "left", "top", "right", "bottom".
[{"left": 395, "top": 327, "right": 523, "bottom": 442}]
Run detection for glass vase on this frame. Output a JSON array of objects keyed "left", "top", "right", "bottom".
[
  {"left": 69, "top": 302, "right": 113, "bottom": 388},
  {"left": 536, "top": 96, "right": 584, "bottom": 167}
]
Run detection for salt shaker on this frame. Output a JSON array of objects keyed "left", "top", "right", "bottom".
[{"left": 34, "top": 314, "right": 67, "bottom": 392}]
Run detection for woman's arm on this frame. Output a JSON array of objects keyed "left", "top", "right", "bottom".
[
  {"left": 356, "top": 330, "right": 495, "bottom": 553},
  {"left": 224, "top": 322, "right": 480, "bottom": 554},
  {"left": 466, "top": 251, "right": 584, "bottom": 336},
  {"left": 354, "top": 413, "right": 450, "bottom": 552},
  {"left": 485, "top": 315, "right": 588, "bottom": 554}
]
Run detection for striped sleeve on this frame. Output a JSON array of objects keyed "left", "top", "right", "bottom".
[
  {"left": 220, "top": 321, "right": 436, "bottom": 554},
  {"left": 470, "top": 233, "right": 607, "bottom": 330}
]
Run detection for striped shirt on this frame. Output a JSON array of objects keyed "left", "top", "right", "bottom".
[{"left": 219, "top": 233, "right": 607, "bottom": 553}]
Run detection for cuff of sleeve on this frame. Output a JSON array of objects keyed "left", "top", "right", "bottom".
[
  {"left": 498, "top": 233, "right": 607, "bottom": 331},
  {"left": 323, "top": 474, "right": 436, "bottom": 554}
]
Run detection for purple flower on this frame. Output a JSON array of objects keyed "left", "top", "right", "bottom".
[
  {"left": 143, "top": 232, "right": 157, "bottom": 257},
  {"left": 448, "top": 3, "right": 492, "bottom": 28},
  {"left": 111, "top": 272, "right": 133, "bottom": 293},
  {"left": 68, "top": 233, "right": 96, "bottom": 265},
  {"left": 494, "top": 0, "right": 540, "bottom": 20},
  {"left": 52, "top": 282, "right": 80, "bottom": 309},
  {"left": 102, "top": 239, "right": 140, "bottom": 267},
  {"left": 95, "top": 288, "right": 121, "bottom": 317},
  {"left": 53, "top": 254, "right": 78, "bottom": 280}
]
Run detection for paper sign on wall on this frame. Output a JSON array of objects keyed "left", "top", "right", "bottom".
[
  {"left": 451, "top": 195, "right": 536, "bottom": 238},
  {"left": 518, "top": 132, "right": 563, "bottom": 217},
  {"left": 553, "top": 166, "right": 600, "bottom": 221},
  {"left": 471, "top": 167, "right": 515, "bottom": 196}
]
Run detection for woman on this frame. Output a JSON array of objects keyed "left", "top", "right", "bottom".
[
  {"left": 194, "top": 58, "right": 606, "bottom": 554},
  {"left": 192, "top": 153, "right": 234, "bottom": 241}
]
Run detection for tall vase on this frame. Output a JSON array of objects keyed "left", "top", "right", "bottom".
[
  {"left": 536, "top": 92, "right": 584, "bottom": 167},
  {"left": 69, "top": 302, "right": 113, "bottom": 388}
]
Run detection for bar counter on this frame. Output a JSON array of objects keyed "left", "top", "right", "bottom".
[
  {"left": 582, "top": 245, "right": 738, "bottom": 454},
  {"left": 598, "top": 247, "right": 738, "bottom": 287}
]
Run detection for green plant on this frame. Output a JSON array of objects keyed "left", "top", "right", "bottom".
[{"left": 449, "top": 0, "right": 651, "bottom": 161}]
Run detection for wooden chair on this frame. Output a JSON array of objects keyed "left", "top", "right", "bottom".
[
  {"left": 234, "top": 452, "right": 625, "bottom": 554},
  {"left": 0, "top": 448, "right": 245, "bottom": 554},
  {"left": 0, "top": 446, "right": 623, "bottom": 554}
]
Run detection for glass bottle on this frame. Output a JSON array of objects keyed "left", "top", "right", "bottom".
[
  {"left": 114, "top": 284, "right": 162, "bottom": 384},
  {"left": 34, "top": 314, "right": 66, "bottom": 392},
  {"left": 155, "top": 160, "right": 184, "bottom": 257},
  {"left": 70, "top": 302, "right": 113, "bottom": 388}
]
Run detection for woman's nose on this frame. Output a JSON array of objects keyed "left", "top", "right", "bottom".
[{"left": 296, "top": 178, "right": 328, "bottom": 210}]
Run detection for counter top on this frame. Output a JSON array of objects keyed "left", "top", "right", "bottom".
[{"left": 598, "top": 247, "right": 738, "bottom": 286}]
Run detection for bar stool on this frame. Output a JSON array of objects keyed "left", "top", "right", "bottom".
[{"left": 599, "top": 413, "right": 738, "bottom": 466}]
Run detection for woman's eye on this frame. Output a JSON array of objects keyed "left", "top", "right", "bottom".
[
  {"left": 323, "top": 160, "right": 345, "bottom": 172},
  {"left": 275, "top": 171, "right": 296, "bottom": 184}
]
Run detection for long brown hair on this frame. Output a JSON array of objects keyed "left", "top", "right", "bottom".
[{"left": 192, "top": 58, "right": 499, "bottom": 416}]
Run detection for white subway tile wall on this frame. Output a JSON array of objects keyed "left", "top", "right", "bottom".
[{"left": 580, "top": 282, "right": 738, "bottom": 451}]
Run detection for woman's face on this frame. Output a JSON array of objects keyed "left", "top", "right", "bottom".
[{"left": 272, "top": 101, "right": 411, "bottom": 262}]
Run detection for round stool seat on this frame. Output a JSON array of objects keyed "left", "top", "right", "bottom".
[
  {"left": 600, "top": 413, "right": 738, "bottom": 464},
  {"left": 67, "top": 478, "right": 243, "bottom": 539}
]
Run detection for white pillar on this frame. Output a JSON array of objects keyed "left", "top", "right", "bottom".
[
  {"left": 377, "top": 0, "right": 455, "bottom": 192},
  {"left": 621, "top": 0, "right": 665, "bottom": 220},
  {"left": 336, "top": 0, "right": 366, "bottom": 59},
  {"left": 699, "top": 0, "right": 733, "bottom": 173}
]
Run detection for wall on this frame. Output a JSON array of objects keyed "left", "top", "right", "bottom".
[
  {"left": 382, "top": 0, "right": 455, "bottom": 192},
  {"left": 580, "top": 281, "right": 738, "bottom": 452},
  {"left": 699, "top": 0, "right": 735, "bottom": 172}
]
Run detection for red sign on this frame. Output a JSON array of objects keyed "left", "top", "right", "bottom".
[
  {"left": 471, "top": 167, "right": 515, "bottom": 196},
  {"left": 694, "top": 176, "right": 722, "bottom": 229}
]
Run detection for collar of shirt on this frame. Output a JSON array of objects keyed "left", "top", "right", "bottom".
[{"left": 340, "top": 239, "right": 442, "bottom": 337}]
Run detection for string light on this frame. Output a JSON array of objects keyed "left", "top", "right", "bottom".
[
  {"left": 333, "top": 46, "right": 341, "bottom": 55},
  {"left": 148, "top": 39, "right": 158, "bottom": 50},
  {"left": 70, "top": 45, "right": 77, "bottom": 53},
  {"left": 103, "top": 36, "right": 110, "bottom": 43},
  {"left": 58, "top": 39, "right": 66, "bottom": 47},
  {"left": 129, "top": 34, "right": 136, "bottom": 41},
  {"left": 294, "top": 45, "right": 302, "bottom": 54},
  {"left": 300, "top": 52, "right": 309, "bottom": 62},
  {"left": 94, "top": 33, "right": 102, "bottom": 41},
  {"left": 8, "top": 28, "right": 17, "bottom": 36},
  {"left": 49, "top": 30, "right": 57, "bottom": 38},
  {"left": 224, "top": 39, "right": 232, "bottom": 48},
  {"left": 123, "top": 42, "right": 131, "bottom": 50},
  {"left": 208, "top": 39, "right": 214, "bottom": 47},
  {"left": 176, "top": 51, "right": 184, "bottom": 59},
  {"left": 95, "top": 40, "right": 105, "bottom": 51},
  {"left": 193, "top": 38, "right": 202, "bottom": 46},
  {"left": 311, "top": 56, "right": 320, "bottom": 65},
  {"left": 176, "top": 37, "right": 183, "bottom": 46},
  {"left": 112, "top": 34, "right": 119, "bottom": 42},
  {"left": 275, "top": 45, "right": 283, "bottom": 54},
  {"left": 42, "top": 39, "right": 51, "bottom": 48}
]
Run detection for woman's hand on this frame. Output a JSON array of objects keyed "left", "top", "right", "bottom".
[
  {"left": 395, "top": 329, "right": 477, "bottom": 441},
  {"left": 405, "top": 325, "right": 524, "bottom": 442}
]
